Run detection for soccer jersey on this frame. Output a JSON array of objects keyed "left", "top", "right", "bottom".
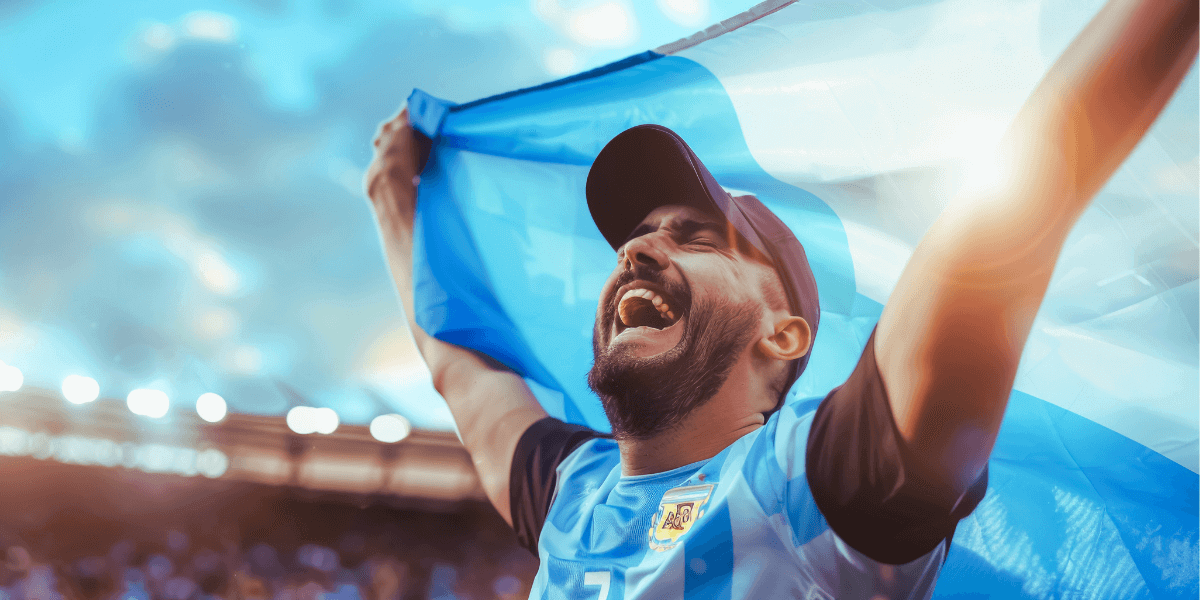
[{"left": 510, "top": 333, "right": 987, "bottom": 599}]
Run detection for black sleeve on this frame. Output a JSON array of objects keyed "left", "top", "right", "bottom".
[
  {"left": 806, "top": 328, "right": 988, "bottom": 565},
  {"left": 509, "top": 417, "right": 602, "bottom": 555}
]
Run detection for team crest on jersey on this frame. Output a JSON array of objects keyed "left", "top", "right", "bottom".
[{"left": 648, "top": 484, "right": 713, "bottom": 551}]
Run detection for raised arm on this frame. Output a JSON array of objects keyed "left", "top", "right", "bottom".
[
  {"left": 876, "top": 0, "right": 1197, "bottom": 493},
  {"left": 365, "top": 108, "right": 547, "bottom": 523}
]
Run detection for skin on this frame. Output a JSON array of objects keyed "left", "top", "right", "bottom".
[
  {"left": 592, "top": 205, "right": 810, "bottom": 472},
  {"left": 875, "top": 0, "right": 1198, "bottom": 493},
  {"left": 366, "top": 0, "right": 1196, "bottom": 522}
]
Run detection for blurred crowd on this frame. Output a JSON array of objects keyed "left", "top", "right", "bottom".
[{"left": 0, "top": 463, "right": 536, "bottom": 600}]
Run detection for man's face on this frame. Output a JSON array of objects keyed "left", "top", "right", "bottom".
[{"left": 588, "top": 204, "right": 781, "bottom": 440}]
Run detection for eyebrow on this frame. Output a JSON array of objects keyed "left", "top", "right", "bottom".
[{"left": 624, "top": 217, "right": 727, "bottom": 246}]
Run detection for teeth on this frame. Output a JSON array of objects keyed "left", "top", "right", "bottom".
[
  {"left": 620, "top": 288, "right": 666, "bottom": 307},
  {"left": 617, "top": 288, "right": 680, "bottom": 327}
]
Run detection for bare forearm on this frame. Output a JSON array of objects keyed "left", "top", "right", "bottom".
[
  {"left": 428, "top": 348, "right": 548, "bottom": 523},
  {"left": 371, "top": 180, "right": 429, "bottom": 348},
  {"left": 1026, "top": 0, "right": 1199, "bottom": 207},
  {"left": 366, "top": 112, "right": 546, "bottom": 522},
  {"left": 371, "top": 181, "right": 545, "bottom": 519},
  {"left": 876, "top": 0, "right": 1198, "bottom": 491}
]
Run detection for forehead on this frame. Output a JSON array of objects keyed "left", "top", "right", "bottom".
[{"left": 637, "top": 204, "right": 722, "bottom": 228}]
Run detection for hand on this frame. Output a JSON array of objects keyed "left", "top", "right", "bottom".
[
  {"left": 364, "top": 106, "right": 428, "bottom": 221},
  {"left": 364, "top": 103, "right": 432, "bottom": 348}
]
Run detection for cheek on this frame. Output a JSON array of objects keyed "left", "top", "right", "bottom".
[
  {"left": 684, "top": 265, "right": 779, "bottom": 328},
  {"left": 681, "top": 258, "right": 759, "bottom": 303},
  {"left": 597, "top": 271, "right": 621, "bottom": 315}
]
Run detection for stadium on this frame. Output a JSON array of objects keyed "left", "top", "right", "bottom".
[{"left": 0, "top": 1, "right": 1196, "bottom": 599}]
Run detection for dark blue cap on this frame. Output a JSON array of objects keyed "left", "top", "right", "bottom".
[{"left": 586, "top": 124, "right": 820, "bottom": 394}]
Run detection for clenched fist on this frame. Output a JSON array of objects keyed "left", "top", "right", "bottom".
[{"left": 364, "top": 106, "right": 430, "bottom": 225}]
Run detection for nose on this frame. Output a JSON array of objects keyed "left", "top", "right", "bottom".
[{"left": 621, "top": 232, "right": 670, "bottom": 272}]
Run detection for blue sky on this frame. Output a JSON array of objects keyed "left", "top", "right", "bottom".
[
  {"left": 0, "top": 0, "right": 764, "bottom": 430},
  {"left": 0, "top": 0, "right": 751, "bottom": 150}
]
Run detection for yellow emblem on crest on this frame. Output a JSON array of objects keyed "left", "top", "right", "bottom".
[{"left": 648, "top": 484, "right": 713, "bottom": 551}]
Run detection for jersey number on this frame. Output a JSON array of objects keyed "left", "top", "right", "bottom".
[{"left": 583, "top": 571, "right": 611, "bottom": 600}]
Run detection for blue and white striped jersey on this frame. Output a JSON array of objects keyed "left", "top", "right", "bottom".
[
  {"left": 529, "top": 401, "right": 943, "bottom": 599},
  {"left": 511, "top": 338, "right": 987, "bottom": 600}
]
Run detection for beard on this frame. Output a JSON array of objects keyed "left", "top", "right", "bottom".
[{"left": 587, "top": 269, "right": 759, "bottom": 441}]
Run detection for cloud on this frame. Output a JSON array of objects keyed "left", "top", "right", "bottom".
[
  {"left": 533, "top": 0, "right": 639, "bottom": 48},
  {"left": 657, "top": 0, "right": 710, "bottom": 27},
  {"left": 0, "top": 12, "right": 549, "bottom": 427},
  {"left": 182, "top": 11, "right": 238, "bottom": 43}
]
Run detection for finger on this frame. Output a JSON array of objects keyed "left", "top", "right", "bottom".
[{"left": 373, "top": 126, "right": 389, "bottom": 147}]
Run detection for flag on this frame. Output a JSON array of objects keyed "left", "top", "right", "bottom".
[{"left": 406, "top": 0, "right": 1198, "bottom": 597}]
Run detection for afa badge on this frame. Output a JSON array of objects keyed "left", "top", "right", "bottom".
[{"left": 648, "top": 484, "right": 713, "bottom": 551}]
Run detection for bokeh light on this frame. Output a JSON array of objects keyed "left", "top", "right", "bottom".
[
  {"left": 0, "top": 424, "right": 228, "bottom": 478},
  {"left": 314, "top": 407, "right": 339, "bottom": 434},
  {"left": 369, "top": 414, "right": 412, "bottom": 443},
  {"left": 127, "top": 388, "right": 170, "bottom": 419},
  {"left": 286, "top": 406, "right": 339, "bottom": 435},
  {"left": 658, "top": 0, "right": 709, "bottom": 26},
  {"left": 196, "top": 392, "right": 228, "bottom": 423},
  {"left": 62, "top": 375, "right": 100, "bottom": 404},
  {"left": 0, "top": 361, "right": 23, "bottom": 392},
  {"left": 286, "top": 407, "right": 315, "bottom": 434},
  {"left": 196, "top": 448, "right": 229, "bottom": 478},
  {"left": 568, "top": 2, "right": 636, "bottom": 47}
]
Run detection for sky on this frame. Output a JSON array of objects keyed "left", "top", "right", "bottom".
[{"left": 0, "top": 0, "right": 761, "bottom": 431}]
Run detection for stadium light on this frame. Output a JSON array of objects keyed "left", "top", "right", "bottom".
[
  {"left": 62, "top": 375, "right": 100, "bottom": 404},
  {"left": 286, "top": 406, "right": 315, "bottom": 434},
  {"left": 127, "top": 388, "right": 170, "bottom": 418},
  {"left": 314, "top": 407, "right": 338, "bottom": 434},
  {"left": 196, "top": 448, "right": 228, "bottom": 478},
  {"left": 286, "top": 406, "right": 339, "bottom": 435},
  {"left": 370, "top": 414, "right": 412, "bottom": 443},
  {"left": 0, "top": 361, "right": 23, "bottom": 392},
  {"left": 196, "top": 392, "right": 227, "bottom": 423}
]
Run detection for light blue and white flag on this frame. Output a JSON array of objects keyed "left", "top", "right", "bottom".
[{"left": 406, "top": 0, "right": 1197, "bottom": 597}]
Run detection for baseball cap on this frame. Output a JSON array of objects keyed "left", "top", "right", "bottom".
[{"left": 585, "top": 124, "right": 821, "bottom": 396}]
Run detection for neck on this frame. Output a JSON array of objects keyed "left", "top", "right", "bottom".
[{"left": 616, "top": 362, "right": 769, "bottom": 476}]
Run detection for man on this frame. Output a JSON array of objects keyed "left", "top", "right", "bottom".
[{"left": 364, "top": 0, "right": 1195, "bottom": 597}]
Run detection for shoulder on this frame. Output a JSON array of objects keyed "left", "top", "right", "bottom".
[{"left": 509, "top": 418, "right": 614, "bottom": 554}]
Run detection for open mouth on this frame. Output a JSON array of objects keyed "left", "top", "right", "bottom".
[{"left": 614, "top": 286, "right": 684, "bottom": 335}]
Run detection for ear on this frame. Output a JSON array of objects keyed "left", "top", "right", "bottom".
[{"left": 757, "top": 316, "right": 812, "bottom": 361}]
